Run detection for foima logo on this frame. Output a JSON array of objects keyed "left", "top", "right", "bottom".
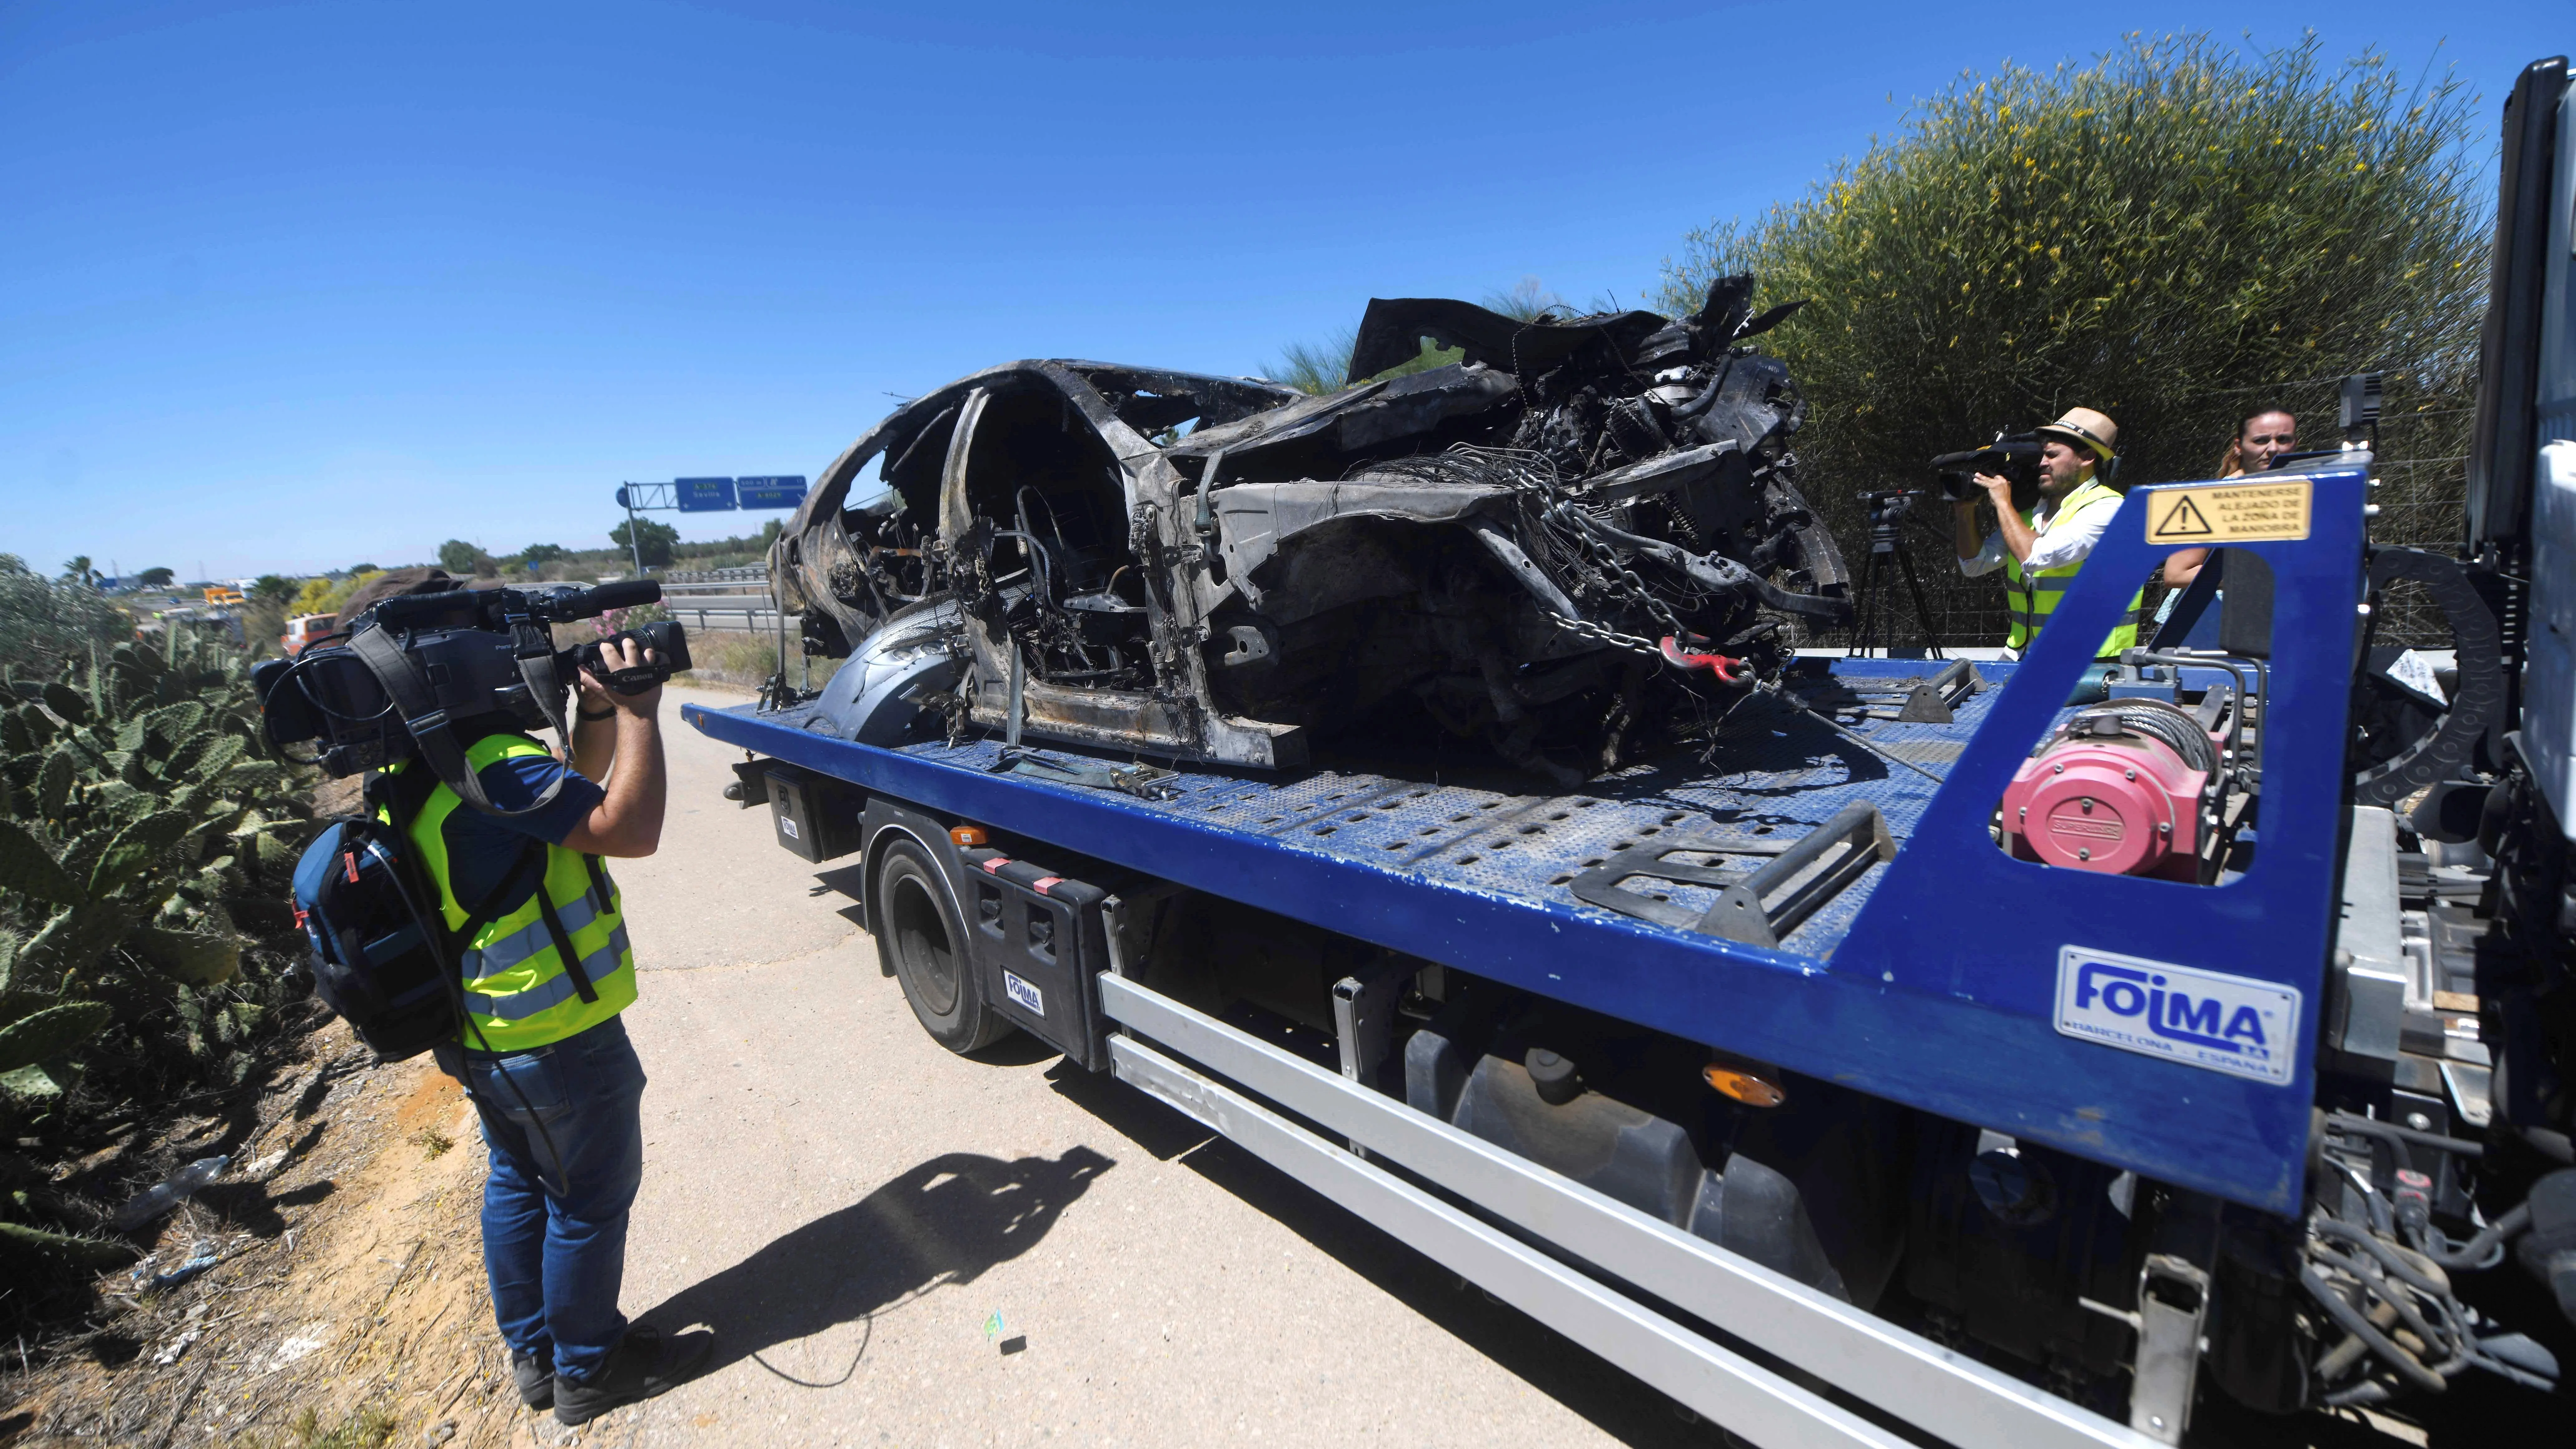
[
  {"left": 2054, "top": 946, "right": 2300, "bottom": 1085},
  {"left": 1002, "top": 969, "right": 1046, "bottom": 1016}
]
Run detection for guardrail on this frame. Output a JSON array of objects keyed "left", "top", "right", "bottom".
[
  {"left": 662, "top": 583, "right": 772, "bottom": 602},
  {"left": 666, "top": 604, "right": 783, "bottom": 634},
  {"left": 659, "top": 566, "right": 768, "bottom": 586}
]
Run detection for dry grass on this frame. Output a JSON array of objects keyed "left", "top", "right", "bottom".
[{"left": 242, "top": 1403, "right": 401, "bottom": 1449}]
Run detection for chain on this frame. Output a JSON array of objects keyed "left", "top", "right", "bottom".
[
  {"left": 1544, "top": 569, "right": 1943, "bottom": 784},
  {"left": 1548, "top": 612, "right": 1669, "bottom": 659},
  {"left": 1533, "top": 493, "right": 1946, "bottom": 784},
  {"left": 1552, "top": 503, "right": 1690, "bottom": 641}
]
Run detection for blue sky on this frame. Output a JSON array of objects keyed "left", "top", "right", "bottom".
[{"left": 0, "top": 1, "right": 2557, "bottom": 579}]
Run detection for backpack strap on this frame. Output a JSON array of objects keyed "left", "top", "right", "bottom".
[
  {"left": 509, "top": 621, "right": 576, "bottom": 749},
  {"left": 364, "top": 760, "right": 441, "bottom": 830},
  {"left": 531, "top": 884, "right": 601, "bottom": 1005},
  {"left": 581, "top": 855, "right": 615, "bottom": 918},
  {"left": 454, "top": 840, "right": 548, "bottom": 956}
]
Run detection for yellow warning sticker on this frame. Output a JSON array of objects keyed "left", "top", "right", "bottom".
[{"left": 2144, "top": 480, "right": 2311, "bottom": 544}]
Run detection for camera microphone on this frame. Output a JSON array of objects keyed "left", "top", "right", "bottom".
[{"left": 585, "top": 578, "right": 663, "bottom": 612}]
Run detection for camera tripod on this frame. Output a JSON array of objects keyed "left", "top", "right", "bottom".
[{"left": 1846, "top": 490, "right": 1945, "bottom": 660}]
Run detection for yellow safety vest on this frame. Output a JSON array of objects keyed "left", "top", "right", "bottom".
[
  {"left": 382, "top": 735, "right": 636, "bottom": 1053},
  {"left": 2003, "top": 479, "right": 2145, "bottom": 660}
]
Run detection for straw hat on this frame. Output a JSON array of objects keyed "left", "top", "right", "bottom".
[{"left": 2035, "top": 407, "right": 2118, "bottom": 463}]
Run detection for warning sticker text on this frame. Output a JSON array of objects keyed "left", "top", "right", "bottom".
[{"left": 2144, "top": 480, "right": 2311, "bottom": 544}]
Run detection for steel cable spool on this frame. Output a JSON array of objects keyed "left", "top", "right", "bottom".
[{"left": 2060, "top": 699, "right": 2222, "bottom": 778}]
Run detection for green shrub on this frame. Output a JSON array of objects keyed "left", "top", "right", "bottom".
[
  {"left": 0, "top": 627, "right": 313, "bottom": 1184},
  {"left": 1656, "top": 34, "right": 2486, "bottom": 646}
]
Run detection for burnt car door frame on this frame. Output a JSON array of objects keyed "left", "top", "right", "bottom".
[{"left": 938, "top": 364, "right": 1309, "bottom": 769}]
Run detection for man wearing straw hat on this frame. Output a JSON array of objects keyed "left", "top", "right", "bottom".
[{"left": 1949, "top": 406, "right": 2145, "bottom": 660}]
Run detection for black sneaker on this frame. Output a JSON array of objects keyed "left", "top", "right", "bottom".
[
  {"left": 553, "top": 1325, "right": 713, "bottom": 1427},
  {"left": 510, "top": 1349, "right": 554, "bottom": 1409}
]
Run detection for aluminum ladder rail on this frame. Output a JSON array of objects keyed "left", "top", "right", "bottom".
[{"left": 1099, "top": 972, "right": 2162, "bottom": 1449}]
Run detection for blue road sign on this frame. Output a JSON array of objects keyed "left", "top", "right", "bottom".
[
  {"left": 676, "top": 477, "right": 736, "bottom": 512},
  {"left": 736, "top": 475, "right": 809, "bottom": 510}
]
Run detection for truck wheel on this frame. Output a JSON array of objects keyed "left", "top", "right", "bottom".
[{"left": 873, "top": 835, "right": 1012, "bottom": 1053}]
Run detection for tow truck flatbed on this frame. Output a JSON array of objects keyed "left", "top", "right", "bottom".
[{"left": 683, "top": 470, "right": 2362, "bottom": 1217}]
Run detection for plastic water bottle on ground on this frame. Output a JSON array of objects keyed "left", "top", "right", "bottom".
[{"left": 111, "top": 1156, "right": 229, "bottom": 1230}]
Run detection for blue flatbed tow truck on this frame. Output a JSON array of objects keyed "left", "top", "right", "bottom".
[
  {"left": 684, "top": 55, "right": 2576, "bottom": 1447},
  {"left": 684, "top": 467, "right": 2352, "bottom": 1448}
]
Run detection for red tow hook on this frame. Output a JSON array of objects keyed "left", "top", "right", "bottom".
[{"left": 1657, "top": 635, "right": 1745, "bottom": 684}]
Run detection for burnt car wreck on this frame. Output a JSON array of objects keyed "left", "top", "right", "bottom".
[{"left": 775, "top": 277, "right": 1852, "bottom": 781}]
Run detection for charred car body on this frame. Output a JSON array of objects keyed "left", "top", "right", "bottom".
[{"left": 776, "top": 278, "right": 1851, "bottom": 781}]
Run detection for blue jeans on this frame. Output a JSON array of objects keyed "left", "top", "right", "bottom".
[{"left": 440, "top": 1015, "right": 647, "bottom": 1386}]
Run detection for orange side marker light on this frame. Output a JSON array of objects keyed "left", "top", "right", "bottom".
[{"left": 1704, "top": 1060, "right": 1787, "bottom": 1108}]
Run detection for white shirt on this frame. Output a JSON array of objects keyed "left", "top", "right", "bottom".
[{"left": 1956, "top": 487, "right": 2119, "bottom": 578}]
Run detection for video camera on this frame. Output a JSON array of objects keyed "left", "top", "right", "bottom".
[
  {"left": 253, "top": 580, "right": 690, "bottom": 799},
  {"left": 1856, "top": 488, "right": 1921, "bottom": 526},
  {"left": 1929, "top": 431, "right": 2044, "bottom": 508}
]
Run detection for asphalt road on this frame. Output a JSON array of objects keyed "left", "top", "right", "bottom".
[{"left": 597, "top": 686, "right": 1717, "bottom": 1447}]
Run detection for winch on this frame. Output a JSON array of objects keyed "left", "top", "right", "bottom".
[{"left": 1999, "top": 700, "right": 2216, "bottom": 881}]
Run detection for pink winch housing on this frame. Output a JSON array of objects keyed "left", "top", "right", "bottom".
[{"left": 1999, "top": 728, "right": 2208, "bottom": 881}]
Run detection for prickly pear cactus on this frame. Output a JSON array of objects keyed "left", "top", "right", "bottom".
[
  {"left": 0, "top": 1001, "right": 111, "bottom": 1074},
  {"left": 0, "top": 624, "right": 314, "bottom": 1145},
  {"left": 0, "top": 1218, "right": 140, "bottom": 1266}
]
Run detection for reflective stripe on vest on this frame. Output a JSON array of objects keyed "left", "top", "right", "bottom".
[
  {"left": 386, "top": 735, "right": 637, "bottom": 1052},
  {"left": 2004, "top": 479, "right": 2146, "bottom": 659},
  {"left": 464, "top": 924, "right": 632, "bottom": 1020},
  {"left": 466, "top": 891, "right": 612, "bottom": 976}
]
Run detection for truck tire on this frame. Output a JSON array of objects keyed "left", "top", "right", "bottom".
[{"left": 873, "top": 833, "right": 1013, "bottom": 1053}]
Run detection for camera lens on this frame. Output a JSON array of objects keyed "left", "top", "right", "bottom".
[{"left": 642, "top": 620, "right": 692, "bottom": 675}]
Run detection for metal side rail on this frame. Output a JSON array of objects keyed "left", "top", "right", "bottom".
[
  {"left": 1100, "top": 973, "right": 2159, "bottom": 1449},
  {"left": 1110, "top": 1036, "right": 1901, "bottom": 1449}
]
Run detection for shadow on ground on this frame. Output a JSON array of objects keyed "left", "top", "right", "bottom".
[
  {"left": 779, "top": 849, "right": 1716, "bottom": 1441},
  {"left": 1042, "top": 1063, "right": 1723, "bottom": 1447},
  {"left": 635, "top": 1145, "right": 1111, "bottom": 1386}
]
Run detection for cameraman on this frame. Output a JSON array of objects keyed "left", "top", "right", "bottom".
[
  {"left": 1950, "top": 407, "right": 2144, "bottom": 660},
  {"left": 420, "top": 636, "right": 710, "bottom": 1426}
]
